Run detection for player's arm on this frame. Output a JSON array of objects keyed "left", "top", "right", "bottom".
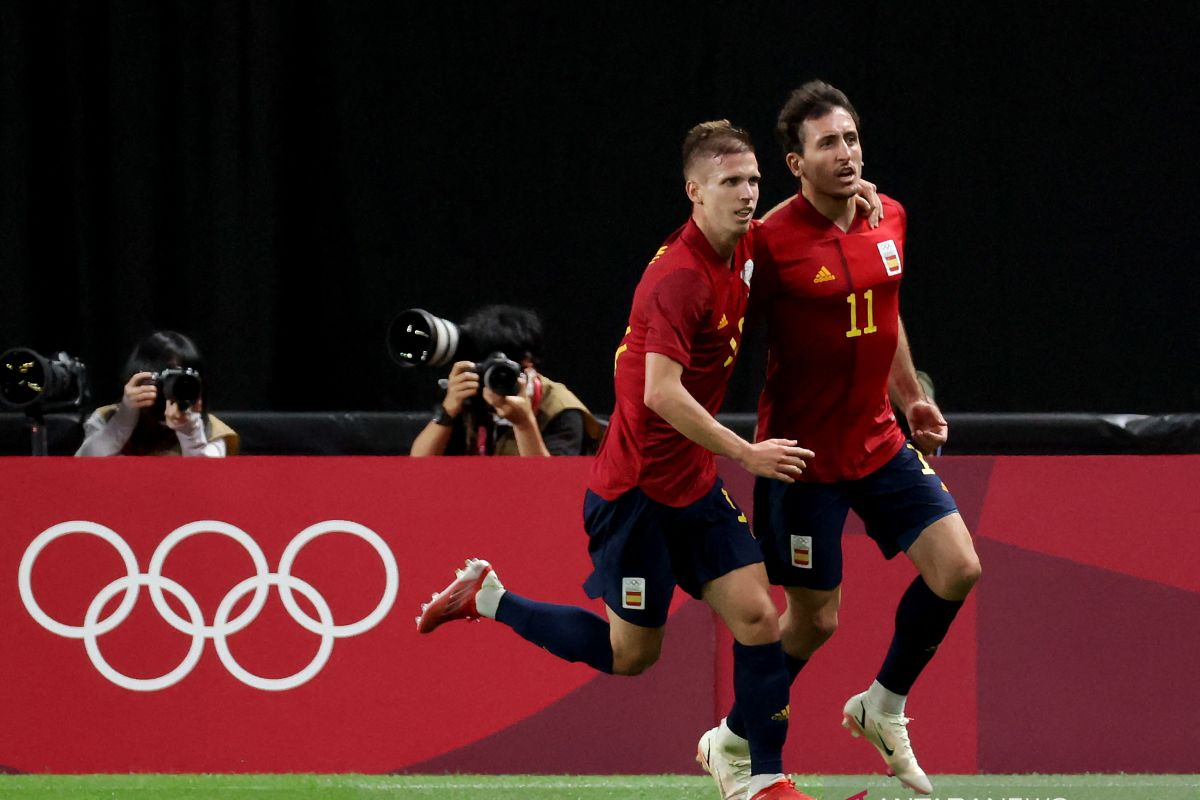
[
  {"left": 643, "top": 352, "right": 811, "bottom": 482},
  {"left": 888, "top": 317, "right": 947, "bottom": 454}
]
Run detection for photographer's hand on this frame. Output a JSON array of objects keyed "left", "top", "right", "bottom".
[
  {"left": 442, "top": 361, "right": 480, "bottom": 418},
  {"left": 165, "top": 400, "right": 213, "bottom": 457},
  {"left": 164, "top": 399, "right": 202, "bottom": 432},
  {"left": 483, "top": 371, "right": 550, "bottom": 456},
  {"left": 483, "top": 386, "right": 534, "bottom": 427},
  {"left": 122, "top": 372, "right": 158, "bottom": 411}
]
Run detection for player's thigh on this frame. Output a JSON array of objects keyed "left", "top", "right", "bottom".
[
  {"left": 582, "top": 488, "right": 677, "bottom": 628},
  {"left": 667, "top": 478, "right": 763, "bottom": 601},
  {"left": 753, "top": 475, "right": 850, "bottom": 591},
  {"left": 701, "top": 561, "right": 778, "bottom": 645},
  {"left": 906, "top": 511, "right": 980, "bottom": 600},
  {"left": 853, "top": 442, "right": 960, "bottom": 561}
]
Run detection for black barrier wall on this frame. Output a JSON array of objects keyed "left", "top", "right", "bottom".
[
  {"left": 4, "top": 412, "right": 1199, "bottom": 457},
  {"left": 1, "top": 3, "right": 1197, "bottom": 416}
]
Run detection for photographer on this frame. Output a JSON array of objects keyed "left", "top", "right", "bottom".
[
  {"left": 409, "top": 305, "right": 599, "bottom": 457},
  {"left": 75, "top": 330, "right": 239, "bottom": 457}
]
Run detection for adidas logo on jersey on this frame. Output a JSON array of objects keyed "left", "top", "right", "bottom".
[{"left": 813, "top": 266, "right": 835, "bottom": 283}]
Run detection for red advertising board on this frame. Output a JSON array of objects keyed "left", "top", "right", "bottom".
[
  {"left": 1, "top": 457, "right": 604, "bottom": 773},
  {"left": 1, "top": 455, "right": 1197, "bottom": 774}
]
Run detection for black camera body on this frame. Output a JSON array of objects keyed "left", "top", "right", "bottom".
[
  {"left": 472, "top": 351, "right": 522, "bottom": 397},
  {"left": 144, "top": 366, "right": 203, "bottom": 412},
  {"left": 386, "top": 309, "right": 523, "bottom": 396}
]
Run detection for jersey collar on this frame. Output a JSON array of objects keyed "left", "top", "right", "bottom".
[{"left": 789, "top": 192, "right": 868, "bottom": 234}]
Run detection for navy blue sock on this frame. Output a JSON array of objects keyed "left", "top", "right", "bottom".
[
  {"left": 494, "top": 591, "right": 614, "bottom": 674},
  {"left": 725, "top": 652, "right": 806, "bottom": 740},
  {"left": 877, "top": 576, "right": 963, "bottom": 694},
  {"left": 732, "top": 641, "right": 791, "bottom": 775}
]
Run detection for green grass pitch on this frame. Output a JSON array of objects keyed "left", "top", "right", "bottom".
[{"left": 0, "top": 773, "right": 1196, "bottom": 799}]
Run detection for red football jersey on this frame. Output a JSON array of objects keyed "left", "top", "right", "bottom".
[
  {"left": 752, "top": 193, "right": 909, "bottom": 482},
  {"left": 589, "top": 218, "right": 754, "bottom": 506}
]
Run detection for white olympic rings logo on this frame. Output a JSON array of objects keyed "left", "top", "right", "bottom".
[{"left": 18, "top": 519, "right": 399, "bottom": 692}]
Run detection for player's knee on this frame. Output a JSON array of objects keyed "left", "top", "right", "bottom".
[
  {"left": 610, "top": 642, "right": 661, "bottom": 676},
  {"left": 958, "top": 555, "right": 982, "bottom": 593},
  {"left": 730, "top": 597, "right": 781, "bottom": 644},
  {"left": 809, "top": 607, "right": 839, "bottom": 644},
  {"left": 938, "top": 555, "right": 982, "bottom": 600}
]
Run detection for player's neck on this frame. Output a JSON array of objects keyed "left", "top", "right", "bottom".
[
  {"left": 801, "top": 185, "right": 856, "bottom": 232},
  {"left": 692, "top": 213, "right": 739, "bottom": 262}
]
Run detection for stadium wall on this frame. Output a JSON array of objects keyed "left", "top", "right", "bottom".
[{"left": 1, "top": 455, "right": 1196, "bottom": 774}]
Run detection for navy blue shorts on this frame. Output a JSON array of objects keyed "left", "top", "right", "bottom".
[
  {"left": 754, "top": 442, "right": 959, "bottom": 591},
  {"left": 581, "top": 478, "right": 763, "bottom": 627}
]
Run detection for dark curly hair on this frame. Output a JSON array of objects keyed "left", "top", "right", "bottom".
[
  {"left": 776, "top": 80, "right": 860, "bottom": 156},
  {"left": 462, "top": 305, "right": 544, "bottom": 366}
]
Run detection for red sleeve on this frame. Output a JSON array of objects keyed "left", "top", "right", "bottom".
[{"left": 642, "top": 268, "right": 711, "bottom": 368}]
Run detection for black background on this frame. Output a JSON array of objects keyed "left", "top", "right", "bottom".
[{"left": 2, "top": 2, "right": 1197, "bottom": 416}]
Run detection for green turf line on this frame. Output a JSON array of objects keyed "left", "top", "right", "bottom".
[{"left": 0, "top": 773, "right": 1196, "bottom": 800}]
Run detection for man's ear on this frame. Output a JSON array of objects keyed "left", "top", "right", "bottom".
[
  {"left": 685, "top": 180, "right": 701, "bottom": 204},
  {"left": 785, "top": 151, "right": 803, "bottom": 178}
]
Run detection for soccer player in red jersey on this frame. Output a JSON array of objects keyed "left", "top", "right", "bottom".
[
  {"left": 418, "top": 121, "right": 818, "bottom": 800},
  {"left": 697, "top": 82, "right": 982, "bottom": 798}
]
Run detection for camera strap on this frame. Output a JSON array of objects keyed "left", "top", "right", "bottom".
[{"left": 527, "top": 371, "right": 543, "bottom": 415}]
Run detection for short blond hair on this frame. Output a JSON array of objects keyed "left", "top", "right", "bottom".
[{"left": 682, "top": 120, "right": 754, "bottom": 178}]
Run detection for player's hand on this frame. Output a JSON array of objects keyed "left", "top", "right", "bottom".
[
  {"left": 442, "top": 361, "right": 480, "bottom": 418},
  {"left": 738, "top": 438, "right": 814, "bottom": 483},
  {"left": 164, "top": 400, "right": 202, "bottom": 433},
  {"left": 854, "top": 178, "right": 884, "bottom": 229},
  {"left": 121, "top": 372, "right": 158, "bottom": 411},
  {"left": 483, "top": 371, "right": 535, "bottom": 428},
  {"left": 907, "top": 400, "right": 948, "bottom": 454}
]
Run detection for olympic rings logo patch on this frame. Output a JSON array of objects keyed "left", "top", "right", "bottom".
[{"left": 18, "top": 519, "right": 399, "bottom": 692}]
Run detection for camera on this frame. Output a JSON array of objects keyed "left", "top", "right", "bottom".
[
  {"left": 0, "top": 348, "right": 89, "bottom": 411},
  {"left": 387, "top": 308, "right": 462, "bottom": 369},
  {"left": 143, "top": 366, "right": 203, "bottom": 412},
  {"left": 386, "top": 308, "right": 523, "bottom": 396},
  {"left": 472, "top": 351, "right": 522, "bottom": 396}
]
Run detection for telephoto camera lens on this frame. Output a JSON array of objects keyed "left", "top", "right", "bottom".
[
  {"left": 386, "top": 309, "right": 462, "bottom": 368},
  {"left": 0, "top": 348, "right": 88, "bottom": 410}
]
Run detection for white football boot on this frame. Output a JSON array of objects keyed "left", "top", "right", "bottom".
[
  {"left": 841, "top": 691, "right": 933, "bottom": 795},
  {"left": 696, "top": 718, "right": 752, "bottom": 800}
]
